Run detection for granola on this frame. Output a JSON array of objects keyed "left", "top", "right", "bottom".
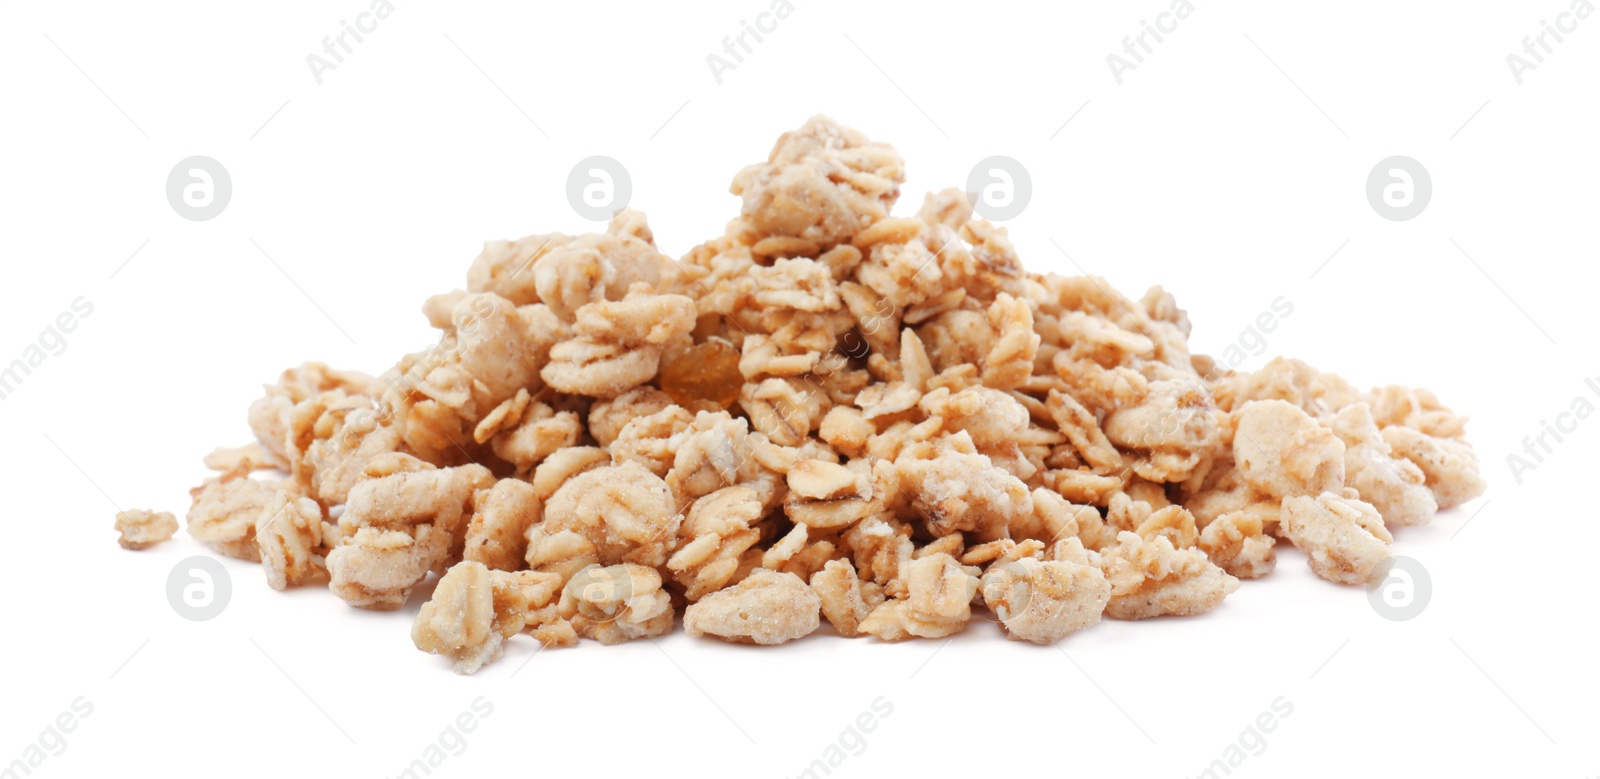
[{"left": 142, "top": 116, "right": 1485, "bottom": 670}]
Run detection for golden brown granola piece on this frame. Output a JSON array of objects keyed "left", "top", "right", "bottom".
[
  {"left": 114, "top": 509, "right": 178, "bottom": 550},
  {"left": 490, "top": 401, "right": 582, "bottom": 476},
  {"left": 187, "top": 465, "right": 284, "bottom": 562},
  {"left": 684, "top": 569, "right": 821, "bottom": 645},
  {"left": 610, "top": 404, "right": 696, "bottom": 477},
  {"left": 202, "top": 444, "right": 276, "bottom": 473},
  {"left": 1233, "top": 400, "right": 1346, "bottom": 500},
  {"left": 784, "top": 459, "right": 875, "bottom": 530},
  {"left": 536, "top": 461, "right": 681, "bottom": 570},
  {"left": 894, "top": 432, "right": 1032, "bottom": 542},
  {"left": 1211, "top": 356, "right": 1361, "bottom": 417},
  {"left": 466, "top": 210, "right": 675, "bottom": 315},
  {"left": 258, "top": 492, "right": 326, "bottom": 590},
  {"left": 1134, "top": 504, "right": 1200, "bottom": 549},
  {"left": 542, "top": 292, "right": 697, "bottom": 398},
  {"left": 1281, "top": 492, "right": 1392, "bottom": 585},
  {"left": 1197, "top": 510, "right": 1276, "bottom": 579},
  {"left": 981, "top": 549, "right": 1111, "bottom": 645},
  {"left": 858, "top": 553, "right": 980, "bottom": 640},
  {"left": 729, "top": 114, "right": 905, "bottom": 248},
  {"left": 246, "top": 362, "right": 380, "bottom": 470},
  {"left": 1047, "top": 389, "right": 1125, "bottom": 475},
  {"left": 463, "top": 478, "right": 540, "bottom": 571},
  {"left": 809, "top": 559, "right": 884, "bottom": 638},
  {"left": 413, "top": 561, "right": 564, "bottom": 673},
  {"left": 1098, "top": 531, "right": 1239, "bottom": 620},
  {"left": 1102, "top": 378, "right": 1220, "bottom": 483},
  {"left": 588, "top": 387, "right": 674, "bottom": 449},
  {"left": 1368, "top": 385, "right": 1471, "bottom": 439},
  {"left": 1379, "top": 426, "right": 1487, "bottom": 511},
  {"left": 558, "top": 563, "right": 674, "bottom": 645},
  {"left": 667, "top": 486, "right": 765, "bottom": 601},
  {"left": 326, "top": 457, "right": 495, "bottom": 610},
  {"left": 1330, "top": 404, "right": 1437, "bottom": 527}
]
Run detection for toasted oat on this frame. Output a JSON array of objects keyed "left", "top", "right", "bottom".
[
  {"left": 1098, "top": 531, "right": 1239, "bottom": 620},
  {"left": 413, "top": 561, "right": 564, "bottom": 673},
  {"left": 114, "top": 509, "right": 178, "bottom": 550},
  {"left": 1281, "top": 492, "right": 1393, "bottom": 585},
  {"left": 684, "top": 569, "right": 821, "bottom": 645},
  {"left": 981, "top": 551, "right": 1110, "bottom": 645},
  {"left": 559, "top": 563, "right": 674, "bottom": 645}
]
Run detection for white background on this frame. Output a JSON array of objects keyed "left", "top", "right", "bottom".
[{"left": 1, "top": 1, "right": 1596, "bottom": 777}]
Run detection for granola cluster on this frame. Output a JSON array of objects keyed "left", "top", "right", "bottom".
[{"left": 128, "top": 116, "right": 1485, "bottom": 672}]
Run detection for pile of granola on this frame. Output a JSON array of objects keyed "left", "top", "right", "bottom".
[{"left": 124, "top": 116, "right": 1485, "bottom": 672}]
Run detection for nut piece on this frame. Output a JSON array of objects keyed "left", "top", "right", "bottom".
[
  {"left": 1281, "top": 492, "right": 1393, "bottom": 585},
  {"left": 558, "top": 563, "right": 675, "bottom": 645},
  {"left": 1098, "top": 531, "right": 1240, "bottom": 620},
  {"left": 1233, "top": 399, "right": 1346, "bottom": 500},
  {"left": 412, "top": 561, "right": 564, "bottom": 674},
  {"left": 981, "top": 552, "right": 1111, "bottom": 645},
  {"left": 684, "top": 569, "right": 821, "bottom": 645},
  {"left": 114, "top": 509, "right": 178, "bottom": 550}
]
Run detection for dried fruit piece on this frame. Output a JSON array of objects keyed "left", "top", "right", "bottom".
[{"left": 659, "top": 338, "right": 744, "bottom": 409}]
